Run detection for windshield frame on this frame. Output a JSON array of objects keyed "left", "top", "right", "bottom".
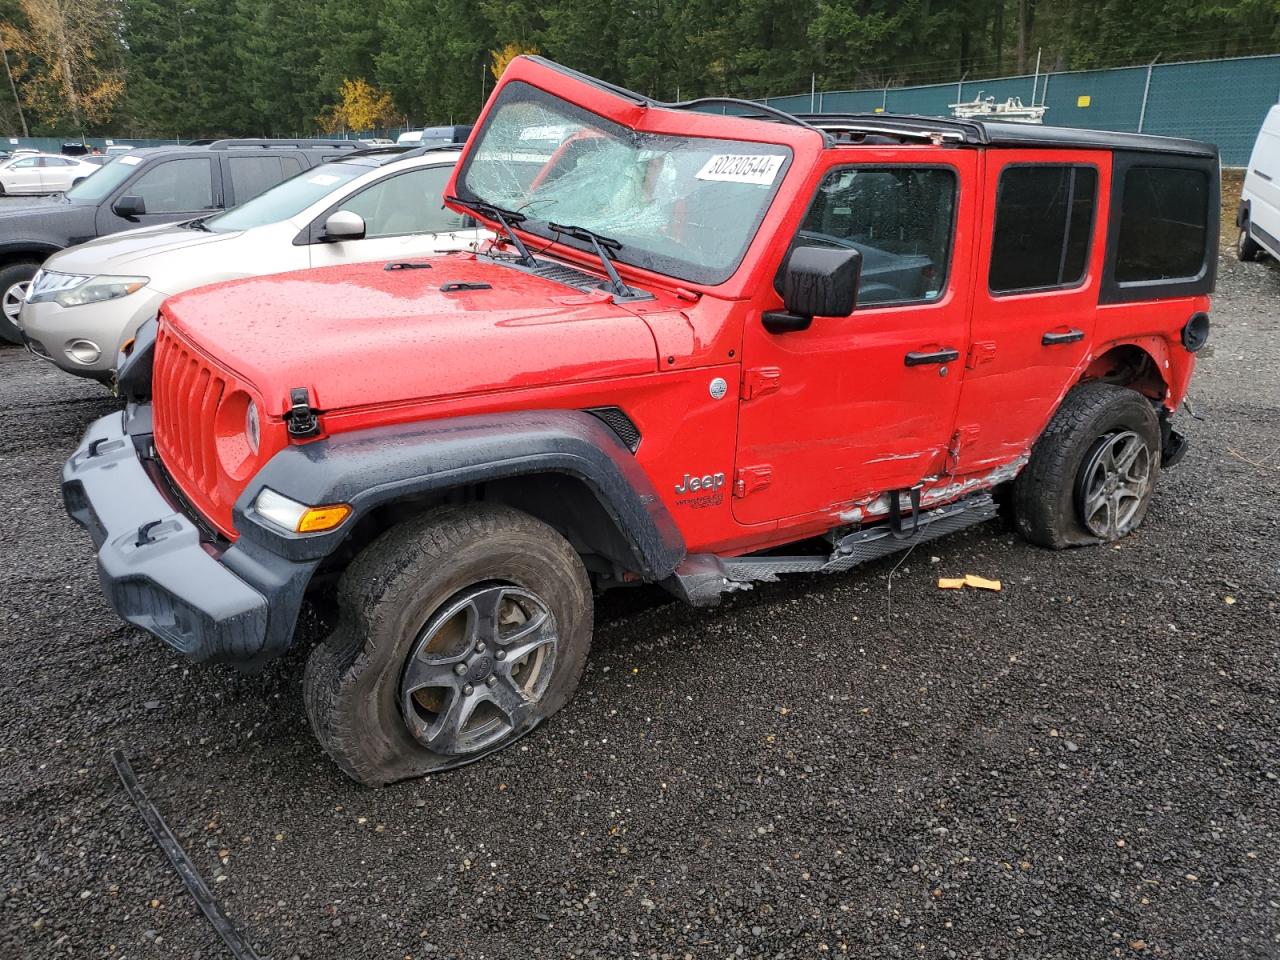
[
  {"left": 64, "top": 154, "right": 142, "bottom": 202},
  {"left": 454, "top": 80, "right": 795, "bottom": 287}
]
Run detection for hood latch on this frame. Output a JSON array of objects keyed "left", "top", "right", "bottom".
[{"left": 285, "top": 387, "right": 321, "bottom": 439}]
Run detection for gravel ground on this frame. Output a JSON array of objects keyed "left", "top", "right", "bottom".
[{"left": 1, "top": 253, "right": 1278, "bottom": 960}]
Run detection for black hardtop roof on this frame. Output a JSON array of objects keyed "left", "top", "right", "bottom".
[{"left": 790, "top": 113, "right": 1218, "bottom": 159}]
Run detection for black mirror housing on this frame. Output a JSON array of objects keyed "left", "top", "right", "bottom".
[
  {"left": 113, "top": 195, "right": 146, "bottom": 218},
  {"left": 765, "top": 246, "right": 862, "bottom": 334}
]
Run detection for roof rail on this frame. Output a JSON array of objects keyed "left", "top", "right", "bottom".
[{"left": 203, "top": 138, "right": 362, "bottom": 151}]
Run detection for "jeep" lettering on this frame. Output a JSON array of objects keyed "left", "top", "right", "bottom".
[{"left": 675, "top": 472, "right": 726, "bottom": 495}]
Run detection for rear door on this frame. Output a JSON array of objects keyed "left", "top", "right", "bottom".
[
  {"left": 951, "top": 150, "right": 1110, "bottom": 475},
  {"left": 733, "top": 149, "right": 979, "bottom": 526},
  {"left": 307, "top": 164, "right": 482, "bottom": 267},
  {"left": 1245, "top": 106, "right": 1280, "bottom": 252},
  {"left": 223, "top": 153, "right": 305, "bottom": 207}
]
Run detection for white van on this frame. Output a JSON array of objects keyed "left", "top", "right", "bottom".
[
  {"left": 1238, "top": 104, "right": 1280, "bottom": 260},
  {"left": 396, "top": 124, "right": 473, "bottom": 147}
]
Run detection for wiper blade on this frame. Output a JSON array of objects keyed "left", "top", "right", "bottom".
[
  {"left": 446, "top": 195, "right": 534, "bottom": 265},
  {"left": 547, "top": 222, "right": 635, "bottom": 298},
  {"left": 182, "top": 216, "right": 211, "bottom": 232}
]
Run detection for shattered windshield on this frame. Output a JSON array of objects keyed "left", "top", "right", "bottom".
[{"left": 457, "top": 81, "right": 793, "bottom": 285}]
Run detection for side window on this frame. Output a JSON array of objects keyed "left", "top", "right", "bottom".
[
  {"left": 228, "top": 155, "right": 302, "bottom": 205},
  {"left": 787, "top": 166, "right": 957, "bottom": 307},
  {"left": 989, "top": 165, "right": 1097, "bottom": 293},
  {"left": 12, "top": 157, "right": 38, "bottom": 168},
  {"left": 337, "top": 165, "right": 466, "bottom": 239},
  {"left": 127, "top": 157, "right": 214, "bottom": 213},
  {"left": 1114, "top": 166, "right": 1208, "bottom": 283}
]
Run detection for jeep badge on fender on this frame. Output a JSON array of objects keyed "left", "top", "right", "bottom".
[
  {"left": 675, "top": 472, "right": 726, "bottom": 494},
  {"left": 61, "top": 56, "right": 1215, "bottom": 786}
]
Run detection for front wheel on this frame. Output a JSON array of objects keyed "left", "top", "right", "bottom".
[
  {"left": 0, "top": 260, "right": 38, "bottom": 345},
  {"left": 1013, "top": 382, "right": 1161, "bottom": 549},
  {"left": 304, "top": 504, "right": 593, "bottom": 785}
]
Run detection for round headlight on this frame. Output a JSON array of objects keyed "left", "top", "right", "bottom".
[{"left": 245, "top": 400, "right": 260, "bottom": 454}]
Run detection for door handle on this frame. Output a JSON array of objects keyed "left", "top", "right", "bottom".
[
  {"left": 904, "top": 347, "right": 959, "bottom": 366},
  {"left": 1041, "top": 328, "right": 1085, "bottom": 346}
]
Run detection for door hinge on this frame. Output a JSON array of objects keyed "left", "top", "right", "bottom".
[
  {"left": 285, "top": 386, "right": 321, "bottom": 439},
  {"left": 733, "top": 464, "right": 773, "bottom": 498},
  {"left": 741, "top": 366, "right": 782, "bottom": 401},
  {"left": 966, "top": 340, "right": 996, "bottom": 369}
]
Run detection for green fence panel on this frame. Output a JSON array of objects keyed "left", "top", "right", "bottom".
[{"left": 1143, "top": 55, "right": 1280, "bottom": 164}]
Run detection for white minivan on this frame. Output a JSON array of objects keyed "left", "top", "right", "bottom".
[{"left": 1238, "top": 104, "right": 1280, "bottom": 261}]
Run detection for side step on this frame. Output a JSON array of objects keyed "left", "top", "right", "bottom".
[{"left": 666, "top": 493, "right": 997, "bottom": 606}]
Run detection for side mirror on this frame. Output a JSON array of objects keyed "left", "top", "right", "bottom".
[
  {"left": 322, "top": 210, "right": 366, "bottom": 242},
  {"left": 113, "top": 195, "right": 146, "bottom": 218},
  {"left": 764, "top": 246, "right": 862, "bottom": 334}
]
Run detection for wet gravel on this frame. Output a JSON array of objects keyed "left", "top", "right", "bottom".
[{"left": 1, "top": 254, "right": 1278, "bottom": 959}]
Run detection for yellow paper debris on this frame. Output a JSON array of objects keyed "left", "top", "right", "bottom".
[
  {"left": 1224, "top": 596, "right": 1236, "bottom": 605},
  {"left": 937, "top": 578, "right": 966, "bottom": 589},
  {"left": 964, "top": 574, "right": 1002, "bottom": 591}
]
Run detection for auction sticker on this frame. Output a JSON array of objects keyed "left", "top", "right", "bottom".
[
  {"left": 118, "top": 155, "right": 142, "bottom": 165},
  {"left": 696, "top": 154, "right": 783, "bottom": 185},
  {"left": 308, "top": 174, "right": 340, "bottom": 185}
]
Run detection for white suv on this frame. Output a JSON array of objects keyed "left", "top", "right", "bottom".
[{"left": 18, "top": 148, "right": 483, "bottom": 380}]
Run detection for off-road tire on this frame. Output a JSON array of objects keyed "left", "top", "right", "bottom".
[
  {"left": 303, "top": 504, "right": 592, "bottom": 786},
  {"left": 0, "top": 260, "right": 38, "bottom": 345},
  {"left": 1013, "top": 381, "right": 1161, "bottom": 549},
  {"left": 1238, "top": 222, "right": 1264, "bottom": 262}
]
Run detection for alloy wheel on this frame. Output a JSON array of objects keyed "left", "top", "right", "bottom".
[
  {"left": 400, "top": 583, "right": 558, "bottom": 756},
  {"left": 1075, "top": 429, "right": 1154, "bottom": 539},
  {"left": 2, "top": 280, "right": 30, "bottom": 323}
]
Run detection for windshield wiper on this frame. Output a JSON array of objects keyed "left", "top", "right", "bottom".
[
  {"left": 446, "top": 195, "right": 534, "bottom": 265},
  {"left": 181, "top": 215, "right": 211, "bottom": 232},
  {"left": 547, "top": 222, "right": 635, "bottom": 298}
]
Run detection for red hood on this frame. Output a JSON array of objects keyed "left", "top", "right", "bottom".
[{"left": 161, "top": 253, "right": 660, "bottom": 416}]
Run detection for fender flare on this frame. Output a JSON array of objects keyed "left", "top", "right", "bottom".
[{"left": 232, "top": 410, "right": 687, "bottom": 580}]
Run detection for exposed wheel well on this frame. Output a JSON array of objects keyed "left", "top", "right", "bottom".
[{"left": 1081, "top": 345, "right": 1167, "bottom": 402}]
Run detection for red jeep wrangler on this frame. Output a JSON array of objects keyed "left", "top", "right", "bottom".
[{"left": 63, "top": 58, "right": 1217, "bottom": 785}]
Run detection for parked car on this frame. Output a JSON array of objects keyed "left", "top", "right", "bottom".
[
  {"left": 0, "top": 138, "right": 360, "bottom": 344},
  {"left": 0, "top": 152, "right": 99, "bottom": 196},
  {"left": 80, "top": 155, "right": 112, "bottom": 168},
  {"left": 20, "top": 147, "right": 483, "bottom": 380},
  {"left": 396, "top": 124, "right": 472, "bottom": 147},
  {"left": 1237, "top": 104, "right": 1280, "bottom": 260},
  {"left": 105, "top": 144, "right": 136, "bottom": 156},
  {"left": 63, "top": 57, "right": 1217, "bottom": 786}
]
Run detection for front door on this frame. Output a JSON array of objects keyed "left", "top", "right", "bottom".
[
  {"left": 308, "top": 164, "right": 483, "bottom": 268},
  {"left": 5, "top": 156, "right": 43, "bottom": 193},
  {"left": 733, "top": 151, "right": 979, "bottom": 526},
  {"left": 97, "top": 156, "right": 220, "bottom": 234},
  {"left": 951, "top": 150, "right": 1110, "bottom": 475}
]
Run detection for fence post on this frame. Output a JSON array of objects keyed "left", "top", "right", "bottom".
[
  {"left": 810, "top": 73, "right": 816, "bottom": 112},
  {"left": 1137, "top": 54, "right": 1161, "bottom": 132}
]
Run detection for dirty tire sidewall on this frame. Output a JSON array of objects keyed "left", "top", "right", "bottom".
[
  {"left": 0, "top": 260, "right": 38, "bottom": 345},
  {"left": 304, "top": 504, "right": 592, "bottom": 786},
  {"left": 1013, "top": 382, "right": 1162, "bottom": 549}
]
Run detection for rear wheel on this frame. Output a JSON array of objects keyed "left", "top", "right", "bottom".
[
  {"left": 1013, "top": 382, "right": 1161, "bottom": 549},
  {"left": 0, "top": 260, "right": 38, "bottom": 345},
  {"left": 304, "top": 504, "right": 592, "bottom": 785},
  {"left": 1238, "top": 221, "right": 1263, "bottom": 261}
]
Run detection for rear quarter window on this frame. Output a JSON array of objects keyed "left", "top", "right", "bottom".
[{"left": 1114, "top": 166, "right": 1209, "bottom": 282}]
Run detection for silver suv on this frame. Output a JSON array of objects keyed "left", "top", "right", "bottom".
[{"left": 19, "top": 147, "right": 482, "bottom": 381}]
